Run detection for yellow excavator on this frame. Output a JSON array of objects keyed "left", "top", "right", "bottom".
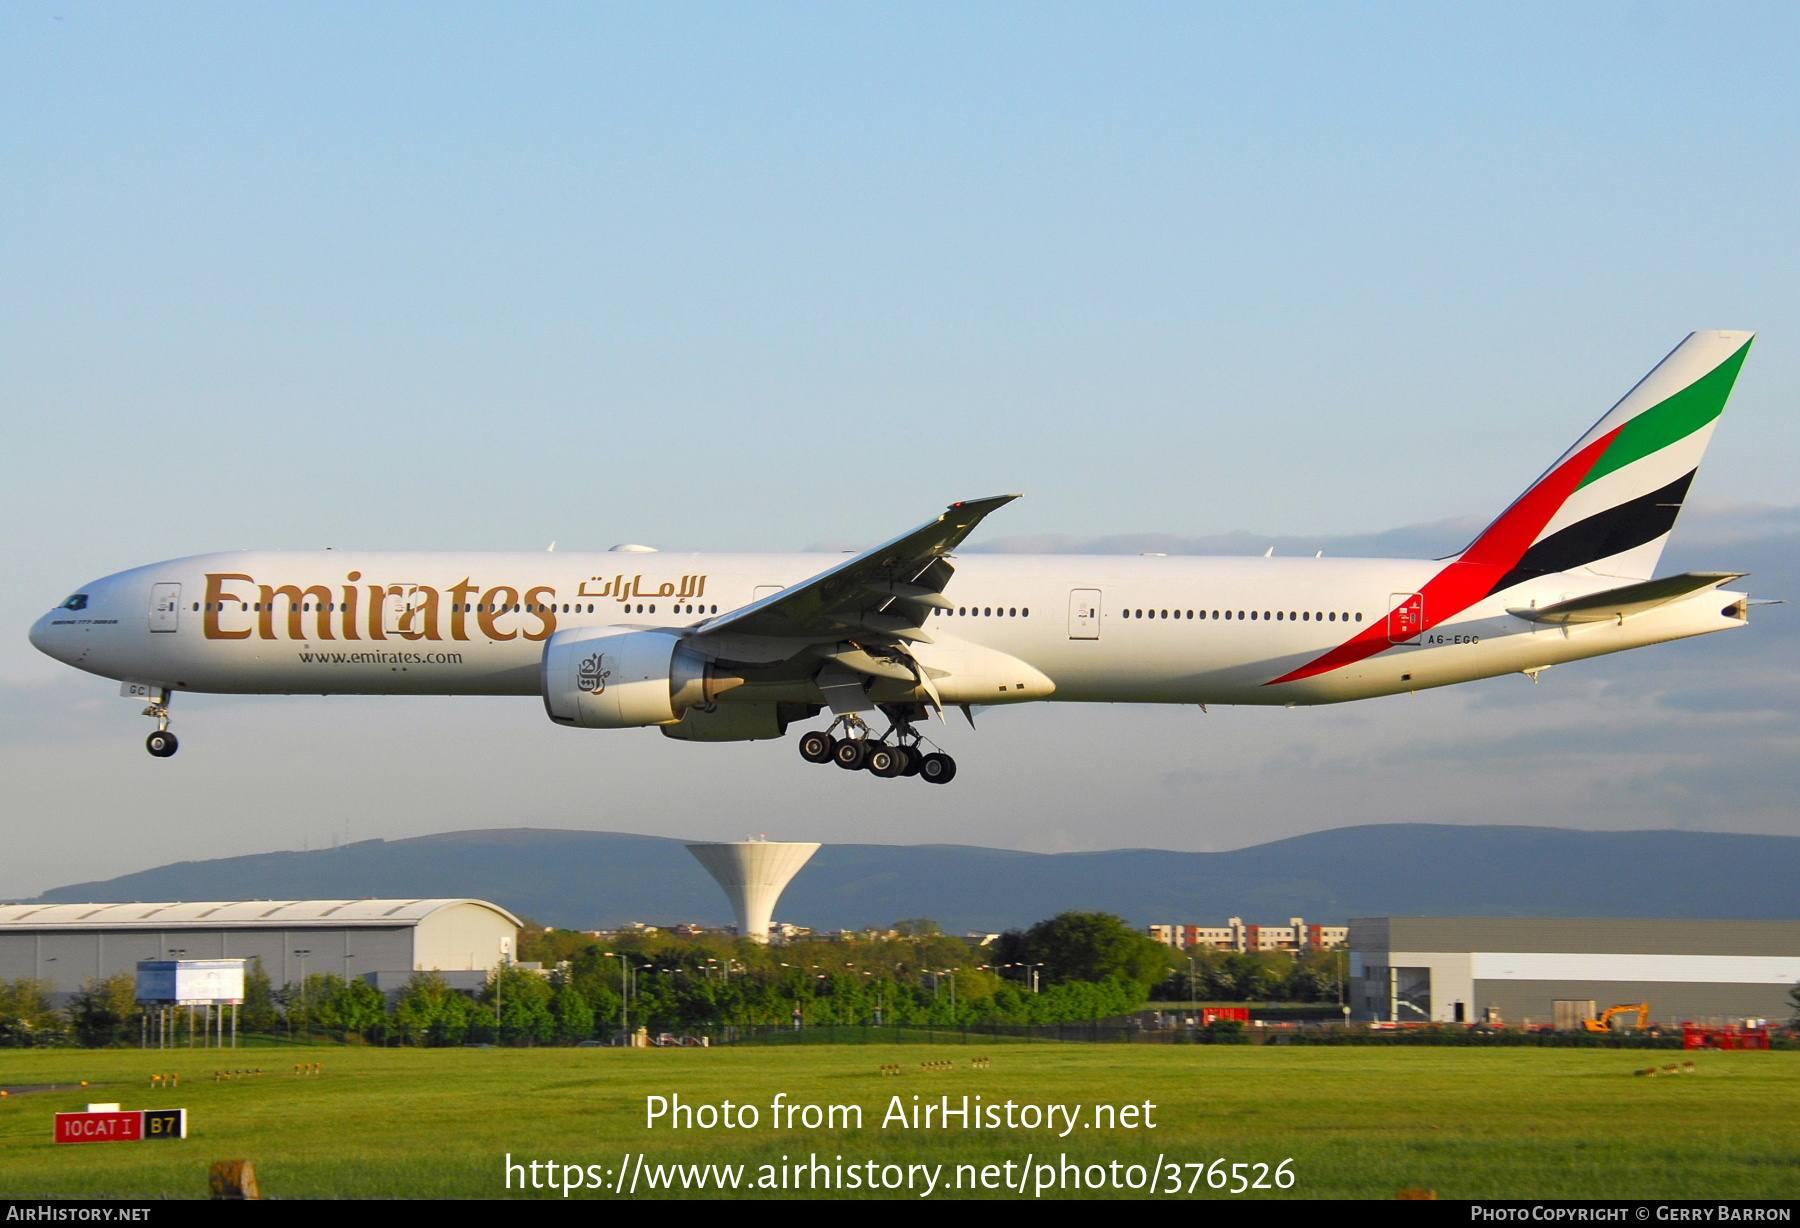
[{"left": 1583, "top": 1003, "right": 1650, "bottom": 1033}]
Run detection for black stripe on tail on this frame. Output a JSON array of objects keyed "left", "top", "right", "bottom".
[{"left": 1486, "top": 470, "right": 1696, "bottom": 597}]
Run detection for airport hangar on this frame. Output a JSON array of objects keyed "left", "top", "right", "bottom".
[
  {"left": 0, "top": 900, "right": 521, "bottom": 1001},
  {"left": 1351, "top": 917, "right": 1800, "bottom": 1025}
]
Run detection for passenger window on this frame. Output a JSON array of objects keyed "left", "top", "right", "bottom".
[
  {"left": 1022, "top": 608, "right": 1029, "bottom": 617},
  {"left": 1354, "top": 613, "right": 1362, "bottom": 622},
  {"left": 1008, "top": 608, "right": 1016, "bottom": 617}
]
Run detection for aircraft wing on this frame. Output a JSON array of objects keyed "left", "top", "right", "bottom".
[
  {"left": 695, "top": 495, "right": 1020, "bottom": 643},
  {"left": 1507, "top": 571, "right": 1746, "bottom": 625}
]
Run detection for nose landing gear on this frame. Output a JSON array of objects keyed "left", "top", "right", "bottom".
[
  {"left": 140, "top": 691, "right": 178, "bottom": 757},
  {"left": 795, "top": 711, "right": 956, "bottom": 783}
]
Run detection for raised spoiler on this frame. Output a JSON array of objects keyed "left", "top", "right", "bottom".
[{"left": 1507, "top": 572, "right": 1747, "bottom": 626}]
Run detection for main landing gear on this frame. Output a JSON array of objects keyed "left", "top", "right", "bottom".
[
  {"left": 797, "top": 713, "right": 956, "bottom": 784},
  {"left": 142, "top": 693, "right": 178, "bottom": 758}
]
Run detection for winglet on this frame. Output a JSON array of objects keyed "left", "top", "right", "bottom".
[{"left": 937, "top": 495, "right": 1022, "bottom": 552}]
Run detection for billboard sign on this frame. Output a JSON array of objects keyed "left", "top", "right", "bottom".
[
  {"left": 54, "top": 1109, "right": 185, "bottom": 1144},
  {"left": 136, "top": 959, "right": 246, "bottom": 1005}
]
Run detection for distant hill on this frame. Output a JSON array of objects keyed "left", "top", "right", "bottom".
[{"left": 25, "top": 825, "right": 1800, "bottom": 932}]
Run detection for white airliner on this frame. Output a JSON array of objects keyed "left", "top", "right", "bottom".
[{"left": 32, "top": 332, "right": 1760, "bottom": 784}]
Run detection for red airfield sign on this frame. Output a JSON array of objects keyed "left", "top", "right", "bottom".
[{"left": 55, "top": 1108, "right": 186, "bottom": 1144}]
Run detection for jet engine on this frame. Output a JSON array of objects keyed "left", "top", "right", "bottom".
[
  {"left": 659, "top": 703, "right": 794, "bottom": 742},
  {"left": 541, "top": 626, "right": 727, "bottom": 728}
]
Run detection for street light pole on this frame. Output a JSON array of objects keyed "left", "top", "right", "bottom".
[
  {"left": 167, "top": 949, "right": 187, "bottom": 1046},
  {"left": 292, "top": 950, "right": 311, "bottom": 1043},
  {"left": 1339, "top": 947, "right": 1350, "bottom": 1026},
  {"left": 603, "top": 953, "right": 629, "bottom": 1042}
]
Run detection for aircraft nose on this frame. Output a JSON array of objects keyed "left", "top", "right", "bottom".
[{"left": 28, "top": 610, "right": 58, "bottom": 657}]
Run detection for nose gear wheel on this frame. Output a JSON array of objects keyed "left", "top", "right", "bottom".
[{"left": 141, "top": 695, "right": 178, "bottom": 757}]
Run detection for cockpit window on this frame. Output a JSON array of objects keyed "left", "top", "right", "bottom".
[{"left": 59, "top": 594, "right": 88, "bottom": 611}]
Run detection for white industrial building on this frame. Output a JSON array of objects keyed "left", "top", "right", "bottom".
[
  {"left": 1350, "top": 917, "right": 1800, "bottom": 1025},
  {"left": 0, "top": 899, "right": 521, "bottom": 998}
]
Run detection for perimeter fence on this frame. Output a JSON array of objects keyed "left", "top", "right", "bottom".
[{"left": 708, "top": 1022, "right": 1715, "bottom": 1049}]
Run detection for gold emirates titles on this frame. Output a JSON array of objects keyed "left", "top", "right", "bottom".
[{"left": 199, "top": 572, "right": 710, "bottom": 642}]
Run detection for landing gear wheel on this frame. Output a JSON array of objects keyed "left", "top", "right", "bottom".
[
  {"left": 900, "top": 748, "right": 922, "bottom": 777},
  {"left": 867, "top": 744, "right": 906, "bottom": 777},
  {"left": 146, "top": 730, "right": 179, "bottom": 758},
  {"left": 798, "top": 731, "right": 836, "bottom": 764},
  {"left": 833, "top": 739, "right": 869, "bottom": 771},
  {"left": 918, "top": 751, "right": 956, "bottom": 784}
]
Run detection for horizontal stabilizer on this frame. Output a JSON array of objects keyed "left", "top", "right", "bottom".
[{"left": 1508, "top": 572, "right": 1745, "bottom": 625}]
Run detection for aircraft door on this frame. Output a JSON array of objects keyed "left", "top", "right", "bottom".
[
  {"left": 149, "top": 583, "right": 181, "bottom": 633},
  {"left": 1069, "top": 588, "right": 1101, "bottom": 639},
  {"left": 1388, "top": 592, "right": 1424, "bottom": 644},
  {"left": 383, "top": 585, "right": 425, "bottom": 636}
]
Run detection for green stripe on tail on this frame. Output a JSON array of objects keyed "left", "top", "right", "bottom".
[{"left": 1578, "top": 339, "right": 1753, "bottom": 489}]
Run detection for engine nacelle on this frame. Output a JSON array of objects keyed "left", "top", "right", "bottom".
[
  {"left": 660, "top": 703, "right": 791, "bottom": 743},
  {"left": 542, "top": 627, "right": 712, "bottom": 729}
]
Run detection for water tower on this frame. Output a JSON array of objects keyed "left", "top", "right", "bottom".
[{"left": 685, "top": 840, "right": 819, "bottom": 942}]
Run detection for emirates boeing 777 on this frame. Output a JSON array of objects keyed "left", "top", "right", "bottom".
[{"left": 31, "top": 332, "right": 1760, "bottom": 784}]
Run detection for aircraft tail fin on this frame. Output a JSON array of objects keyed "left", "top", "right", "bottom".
[{"left": 1460, "top": 331, "right": 1754, "bottom": 596}]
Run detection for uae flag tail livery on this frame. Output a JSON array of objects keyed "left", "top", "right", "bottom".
[{"left": 1275, "top": 331, "right": 1754, "bottom": 686}]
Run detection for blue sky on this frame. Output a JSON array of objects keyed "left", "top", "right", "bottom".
[{"left": 2, "top": 3, "right": 1796, "bottom": 896}]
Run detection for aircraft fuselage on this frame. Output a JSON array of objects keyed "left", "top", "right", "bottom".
[{"left": 30, "top": 548, "right": 1748, "bottom": 707}]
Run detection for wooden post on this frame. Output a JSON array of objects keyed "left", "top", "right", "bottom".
[{"left": 209, "top": 1160, "right": 260, "bottom": 1200}]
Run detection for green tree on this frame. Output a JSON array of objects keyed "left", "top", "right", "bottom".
[
  {"left": 329, "top": 977, "right": 388, "bottom": 1042},
  {"left": 551, "top": 980, "right": 596, "bottom": 1042},
  {"left": 239, "top": 959, "right": 281, "bottom": 1034},
  {"left": 891, "top": 918, "right": 941, "bottom": 937},
  {"left": 483, "top": 966, "right": 554, "bottom": 1045},
  {"left": 1016, "top": 912, "right": 1174, "bottom": 993},
  {"left": 67, "top": 974, "right": 140, "bottom": 1047},
  {"left": 0, "top": 979, "right": 62, "bottom": 1047},
  {"left": 392, "top": 973, "right": 475, "bottom": 1046}
]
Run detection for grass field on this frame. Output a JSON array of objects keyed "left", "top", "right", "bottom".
[{"left": 1, "top": 1043, "right": 1795, "bottom": 1200}]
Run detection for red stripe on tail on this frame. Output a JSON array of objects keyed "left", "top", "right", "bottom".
[{"left": 1266, "top": 425, "right": 1622, "bottom": 686}]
